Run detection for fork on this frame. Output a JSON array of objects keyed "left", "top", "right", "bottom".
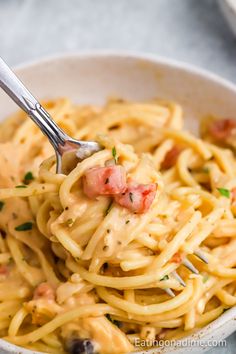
[
  {"left": 0, "top": 57, "right": 207, "bottom": 296},
  {"left": 0, "top": 57, "right": 101, "bottom": 174}
]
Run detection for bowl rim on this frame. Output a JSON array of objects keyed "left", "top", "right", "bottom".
[
  {"left": 11, "top": 50, "right": 236, "bottom": 93},
  {"left": 1, "top": 50, "right": 236, "bottom": 354}
]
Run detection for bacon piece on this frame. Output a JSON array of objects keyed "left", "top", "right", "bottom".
[
  {"left": 0, "top": 265, "right": 8, "bottom": 276},
  {"left": 83, "top": 165, "right": 127, "bottom": 199},
  {"left": 161, "top": 146, "right": 182, "bottom": 170},
  {"left": 170, "top": 252, "right": 184, "bottom": 264},
  {"left": 231, "top": 188, "right": 236, "bottom": 216},
  {"left": 229, "top": 187, "right": 236, "bottom": 212},
  {"left": 231, "top": 187, "right": 236, "bottom": 205},
  {"left": 33, "top": 282, "right": 55, "bottom": 301},
  {"left": 208, "top": 118, "right": 236, "bottom": 141},
  {"left": 114, "top": 183, "right": 157, "bottom": 214}
]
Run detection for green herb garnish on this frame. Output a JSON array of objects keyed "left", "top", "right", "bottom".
[
  {"left": 105, "top": 200, "right": 113, "bottom": 216},
  {"left": 23, "top": 171, "right": 34, "bottom": 184},
  {"left": 15, "top": 185, "right": 27, "bottom": 188},
  {"left": 125, "top": 220, "right": 130, "bottom": 224},
  {"left": 202, "top": 167, "right": 209, "bottom": 173},
  {"left": 15, "top": 222, "right": 33, "bottom": 231},
  {"left": 160, "top": 275, "right": 169, "bottom": 281},
  {"left": 112, "top": 146, "right": 118, "bottom": 164},
  {"left": 202, "top": 275, "right": 209, "bottom": 283},
  {"left": 106, "top": 314, "right": 121, "bottom": 327},
  {"left": 0, "top": 201, "right": 5, "bottom": 211},
  {"left": 66, "top": 219, "right": 74, "bottom": 226},
  {"left": 217, "top": 188, "right": 230, "bottom": 198}
]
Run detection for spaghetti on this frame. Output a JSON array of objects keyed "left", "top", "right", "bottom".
[{"left": 0, "top": 98, "right": 235, "bottom": 354}]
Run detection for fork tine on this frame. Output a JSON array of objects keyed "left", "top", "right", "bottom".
[
  {"left": 182, "top": 258, "right": 199, "bottom": 274},
  {"left": 164, "top": 288, "right": 175, "bottom": 297},
  {"left": 194, "top": 250, "right": 208, "bottom": 264},
  {"left": 172, "top": 271, "right": 186, "bottom": 287}
]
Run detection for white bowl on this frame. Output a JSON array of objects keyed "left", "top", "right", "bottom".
[
  {"left": 1, "top": 52, "right": 236, "bottom": 354},
  {"left": 218, "top": 0, "right": 236, "bottom": 36}
]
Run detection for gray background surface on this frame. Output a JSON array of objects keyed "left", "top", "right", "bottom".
[{"left": 0, "top": 0, "right": 236, "bottom": 353}]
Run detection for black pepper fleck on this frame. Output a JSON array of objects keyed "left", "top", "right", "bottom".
[{"left": 12, "top": 212, "right": 18, "bottom": 219}]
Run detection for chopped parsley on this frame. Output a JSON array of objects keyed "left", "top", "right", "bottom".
[
  {"left": 160, "top": 275, "right": 169, "bottom": 281},
  {"left": 129, "top": 192, "right": 134, "bottom": 203},
  {"left": 112, "top": 146, "right": 118, "bottom": 164},
  {"left": 23, "top": 171, "right": 34, "bottom": 184},
  {"left": 0, "top": 201, "right": 4, "bottom": 211},
  {"left": 202, "top": 275, "right": 209, "bottom": 283},
  {"left": 66, "top": 218, "right": 74, "bottom": 226},
  {"left": 15, "top": 185, "right": 27, "bottom": 188},
  {"left": 105, "top": 200, "right": 113, "bottom": 216},
  {"left": 125, "top": 220, "right": 130, "bottom": 224},
  {"left": 106, "top": 314, "right": 121, "bottom": 327},
  {"left": 15, "top": 222, "right": 33, "bottom": 231},
  {"left": 202, "top": 167, "right": 209, "bottom": 173},
  {"left": 217, "top": 188, "right": 230, "bottom": 198}
]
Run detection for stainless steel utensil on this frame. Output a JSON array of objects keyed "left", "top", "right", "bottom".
[{"left": 0, "top": 57, "right": 101, "bottom": 174}]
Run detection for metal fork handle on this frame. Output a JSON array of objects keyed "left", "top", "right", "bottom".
[{"left": 0, "top": 57, "right": 69, "bottom": 151}]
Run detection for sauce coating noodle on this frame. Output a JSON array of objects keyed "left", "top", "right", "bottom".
[{"left": 0, "top": 98, "right": 235, "bottom": 353}]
